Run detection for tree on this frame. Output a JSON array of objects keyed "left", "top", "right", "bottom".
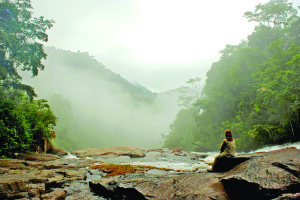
[
  {"left": 17, "top": 97, "right": 57, "bottom": 149},
  {"left": 0, "top": 97, "right": 31, "bottom": 157},
  {"left": 244, "top": 0, "right": 298, "bottom": 28},
  {"left": 177, "top": 77, "right": 202, "bottom": 109},
  {"left": 163, "top": 0, "right": 300, "bottom": 151},
  {"left": 0, "top": 0, "right": 54, "bottom": 98},
  {"left": 0, "top": 0, "right": 56, "bottom": 157}
]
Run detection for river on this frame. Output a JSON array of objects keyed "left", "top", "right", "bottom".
[{"left": 63, "top": 141, "right": 300, "bottom": 173}]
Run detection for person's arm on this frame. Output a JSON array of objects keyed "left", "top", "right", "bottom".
[{"left": 220, "top": 140, "right": 227, "bottom": 153}]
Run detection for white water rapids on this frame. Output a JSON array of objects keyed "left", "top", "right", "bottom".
[{"left": 63, "top": 141, "right": 300, "bottom": 172}]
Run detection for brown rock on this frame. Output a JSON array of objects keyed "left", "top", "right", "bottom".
[
  {"left": 130, "top": 173, "right": 227, "bottom": 200},
  {"left": 44, "top": 160, "right": 70, "bottom": 169},
  {"left": 89, "top": 177, "right": 147, "bottom": 200},
  {"left": 129, "top": 149, "right": 146, "bottom": 158},
  {"left": 0, "top": 167, "right": 9, "bottom": 174},
  {"left": 221, "top": 148, "right": 300, "bottom": 200},
  {"left": 0, "top": 159, "right": 39, "bottom": 169},
  {"left": 64, "top": 169, "right": 86, "bottom": 178},
  {"left": 89, "top": 172, "right": 227, "bottom": 200},
  {"left": 28, "top": 183, "right": 46, "bottom": 194},
  {"left": 271, "top": 192, "right": 300, "bottom": 200},
  {"left": 71, "top": 145, "right": 145, "bottom": 158},
  {"left": 28, "top": 188, "right": 40, "bottom": 197},
  {"left": 50, "top": 147, "right": 68, "bottom": 156},
  {"left": 5, "top": 192, "right": 29, "bottom": 199},
  {"left": 22, "top": 152, "right": 60, "bottom": 161},
  {"left": 41, "top": 188, "right": 67, "bottom": 200}
]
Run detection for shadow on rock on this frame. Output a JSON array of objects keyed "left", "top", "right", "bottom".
[{"left": 89, "top": 180, "right": 147, "bottom": 200}]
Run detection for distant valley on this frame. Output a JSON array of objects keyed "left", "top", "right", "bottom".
[{"left": 21, "top": 47, "right": 188, "bottom": 150}]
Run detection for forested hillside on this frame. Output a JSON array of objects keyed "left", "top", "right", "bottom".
[
  {"left": 163, "top": 0, "right": 300, "bottom": 151},
  {"left": 22, "top": 47, "right": 183, "bottom": 150},
  {"left": 0, "top": 0, "right": 56, "bottom": 157}
]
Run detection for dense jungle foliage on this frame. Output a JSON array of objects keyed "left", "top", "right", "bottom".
[
  {"left": 0, "top": 0, "right": 56, "bottom": 157},
  {"left": 163, "top": 0, "right": 300, "bottom": 152}
]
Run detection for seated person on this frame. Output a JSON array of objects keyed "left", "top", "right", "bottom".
[{"left": 207, "top": 129, "right": 236, "bottom": 172}]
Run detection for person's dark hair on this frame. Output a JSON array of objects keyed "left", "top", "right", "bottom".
[{"left": 225, "top": 129, "right": 233, "bottom": 141}]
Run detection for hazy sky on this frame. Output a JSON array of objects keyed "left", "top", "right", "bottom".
[{"left": 31, "top": 0, "right": 300, "bottom": 92}]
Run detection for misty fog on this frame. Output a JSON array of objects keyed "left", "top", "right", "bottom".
[
  {"left": 17, "top": 0, "right": 300, "bottom": 152},
  {"left": 21, "top": 47, "right": 188, "bottom": 150}
]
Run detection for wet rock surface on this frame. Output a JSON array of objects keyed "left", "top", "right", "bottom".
[
  {"left": 0, "top": 147, "right": 299, "bottom": 199},
  {"left": 0, "top": 153, "right": 97, "bottom": 200},
  {"left": 212, "top": 156, "right": 251, "bottom": 172},
  {"left": 221, "top": 148, "right": 300, "bottom": 200}
]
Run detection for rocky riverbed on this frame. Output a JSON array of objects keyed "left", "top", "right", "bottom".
[{"left": 0, "top": 146, "right": 299, "bottom": 199}]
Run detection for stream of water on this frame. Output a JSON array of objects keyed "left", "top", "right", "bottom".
[{"left": 63, "top": 141, "right": 300, "bottom": 172}]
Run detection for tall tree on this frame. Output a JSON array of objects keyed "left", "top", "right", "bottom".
[
  {"left": 0, "top": 0, "right": 54, "bottom": 98},
  {"left": 244, "top": 0, "right": 298, "bottom": 28},
  {"left": 0, "top": 0, "right": 55, "bottom": 157}
]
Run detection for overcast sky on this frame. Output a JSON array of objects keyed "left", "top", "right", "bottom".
[{"left": 31, "top": 0, "right": 300, "bottom": 92}]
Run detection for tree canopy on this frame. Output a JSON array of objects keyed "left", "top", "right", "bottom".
[
  {"left": 0, "top": 0, "right": 56, "bottom": 157},
  {"left": 0, "top": 0, "right": 54, "bottom": 98},
  {"left": 163, "top": 0, "right": 300, "bottom": 152}
]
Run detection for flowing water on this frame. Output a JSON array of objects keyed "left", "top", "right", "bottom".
[
  {"left": 249, "top": 141, "right": 300, "bottom": 153},
  {"left": 63, "top": 142, "right": 300, "bottom": 173},
  {"left": 60, "top": 142, "right": 300, "bottom": 199}
]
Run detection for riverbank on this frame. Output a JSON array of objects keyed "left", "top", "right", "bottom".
[{"left": 0, "top": 146, "right": 299, "bottom": 199}]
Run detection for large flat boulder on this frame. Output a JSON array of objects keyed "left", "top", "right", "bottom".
[
  {"left": 71, "top": 145, "right": 145, "bottom": 158},
  {"left": 21, "top": 153, "right": 60, "bottom": 161},
  {"left": 89, "top": 172, "right": 228, "bottom": 200},
  {"left": 220, "top": 148, "right": 300, "bottom": 200}
]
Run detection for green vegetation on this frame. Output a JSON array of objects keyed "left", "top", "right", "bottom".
[
  {"left": 3, "top": 0, "right": 298, "bottom": 155},
  {"left": 0, "top": 0, "right": 56, "bottom": 157},
  {"left": 163, "top": 0, "right": 300, "bottom": 152}
]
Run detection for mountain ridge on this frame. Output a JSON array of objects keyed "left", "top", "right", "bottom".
[{"left": 21, "top": 46, "right": 186, "bottom": 150}]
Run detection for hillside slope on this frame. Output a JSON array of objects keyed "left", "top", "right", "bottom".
[{"left": 21, "top": 47, "right": 182, "bottom": 150}]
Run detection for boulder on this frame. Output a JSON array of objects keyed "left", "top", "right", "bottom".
[
  {"left": 71, "top": 146, "right": 145, "bottom": 158},
  {"left": 21, "top": 153, "right": 60, "bottom": 161},
  {"left": 50, "top": 147, "right": 68, "bottom": 156},
  {"left": 129, "top": 149, "right": 146, "bottom": 158},
  {"left": 0, "top": 157, "right": 88, "bottom": 200},
  {"left": 220, "top": 148, "right": 300, "bottom": 200},
  {"left": 0, "top": 170, "right": 48, "bottom": 199},
  {"left": 89, "top": 178, "right": 147, "bottom": 200},
  {"left": 0, "top": 159, "right": 40, "bottom": 169},
  {"left": 126, "top": 173, "right": 227, "bottom": 200},
  {"left": 41, "top": 188, "right": 67, "bottom": 200},
  {"left": 89, "top": 172, "right": 228, "bottom": 200},
  {"left": 212, "top": 156, "right": 251, "bottom": 172}
]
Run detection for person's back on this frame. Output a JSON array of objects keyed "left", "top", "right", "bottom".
[
  {"left": 220, "top": 138, "right": 235, "bottom": 157},
  {"left": 207, "top": 129, "right": 236, "bottom": 172}
]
